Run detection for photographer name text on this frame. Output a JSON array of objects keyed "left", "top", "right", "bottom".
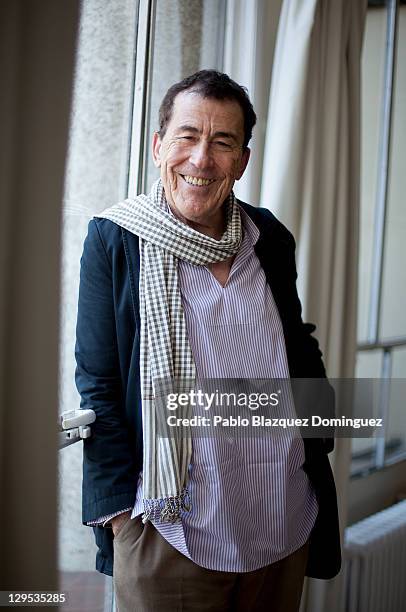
[{"left": 166, "top": 415, "right": 383, "bottom": 429}]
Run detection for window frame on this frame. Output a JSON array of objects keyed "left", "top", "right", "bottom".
[{"left": 352, "top": 0, "right": 405, "bottom": 478}]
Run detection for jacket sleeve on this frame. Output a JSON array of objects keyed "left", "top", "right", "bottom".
[{"left": 75, "top": 220, "right": 138, "bottom": 523}]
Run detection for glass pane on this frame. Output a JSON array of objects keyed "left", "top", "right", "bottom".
[
  {"left": 59, "top": 0, "right": 138, "bottom": 605},
  {"left": 143, "top": 0, "right": 227, "bottom": 192},
  {"left": 351, "top": 350, "right": 382, "bottom": 472},
  {"left": 357, "top": 7, "right": 387, "bottom": 342},
  {"left": 385, "top": 347, "right": 406, "bottom": 462},
  {"left": 380, "top": 6, "right": 406, "bottom": 338},
  {"left": 355, "top": 349, "right": 382, "bottom": 378}
]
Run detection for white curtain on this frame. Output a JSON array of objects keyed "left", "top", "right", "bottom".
[
  {"left": 260, "top": 1, "right": 367, "bottom": 610},
  {"left": 224, "top": 0, "right": 283, "bottom": 205}
]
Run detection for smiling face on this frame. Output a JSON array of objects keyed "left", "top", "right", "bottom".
[{"left": 152, "top": 91, "right": 250, "bottom": 237}]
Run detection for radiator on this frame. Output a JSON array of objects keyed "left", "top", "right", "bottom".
[{"left": 343, "top": 499, "right": 406, "bottom": 612}]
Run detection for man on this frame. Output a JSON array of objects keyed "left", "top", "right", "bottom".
[{"left": 76, "top": 70, "right": 340, "bottom": 611}]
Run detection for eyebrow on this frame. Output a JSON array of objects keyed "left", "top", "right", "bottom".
[{"left": 176, "top": 125, "right": 239, "bottom": 143}]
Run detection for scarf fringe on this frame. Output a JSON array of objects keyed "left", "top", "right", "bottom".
[{"left": 142, "top": 489, "right": 191, "bottom": 524}]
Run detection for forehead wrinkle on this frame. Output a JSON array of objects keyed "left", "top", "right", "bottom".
[
  {"left": 176, "top": 125, "right": 200, "bottom": 133},
  {"left": 175, "top": 125, "right": 239, "bottom": 143}
]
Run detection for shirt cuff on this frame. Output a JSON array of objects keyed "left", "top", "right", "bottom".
[{"left": 86, "top": 507, "right": 133, "bottom": 528}]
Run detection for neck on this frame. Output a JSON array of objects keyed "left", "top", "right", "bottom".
[
  {"left": 187, "top": 217, "right": 224, "bottom": 240},
  {"left": 168, "top": 204, "right": 225, "bottom": 240}
]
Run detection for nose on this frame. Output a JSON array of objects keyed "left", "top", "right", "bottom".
[{"left": 189, "top": 140, "right": 214, "bottom": 170}]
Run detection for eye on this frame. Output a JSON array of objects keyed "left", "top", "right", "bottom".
[
  {"left": 178, "top": 136, "right": 195, "bottom": 141},
  {"left": 214, "top": 141, "right": 232, "bottom": 148}
]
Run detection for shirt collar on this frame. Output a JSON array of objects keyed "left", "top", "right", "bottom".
[{"left": 238, "top": 205, "right": 260, "bottom": 247}]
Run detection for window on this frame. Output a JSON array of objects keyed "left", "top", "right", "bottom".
[
  {"left": 59, "top": 0, "right": 139, "bottom": 604},
  {"left": 352, "top": 0, "right": 406, "bottom": 475},
  {"left": 128, "top": 0, "right": 227, "bottom": 198}
]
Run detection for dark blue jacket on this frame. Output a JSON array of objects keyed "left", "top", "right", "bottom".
[{"left": 75, "top": 201, "right": 341, "bottom": 579}]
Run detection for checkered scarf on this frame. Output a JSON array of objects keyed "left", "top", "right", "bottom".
[{"left": 95, "top": 179, "right": 242, "bottom": 522}]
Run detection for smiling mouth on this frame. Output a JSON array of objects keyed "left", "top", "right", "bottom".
[{"left": 181, "top": 174, "right": 216, "bottom": 187}]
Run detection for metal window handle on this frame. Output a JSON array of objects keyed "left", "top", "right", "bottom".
[{"left": 58, "top": 409, "right": 96, "bottom": 449}]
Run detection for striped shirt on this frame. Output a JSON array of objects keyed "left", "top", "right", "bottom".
[{"left": 126, "top": 206, "right": 318, "bottom": 571}]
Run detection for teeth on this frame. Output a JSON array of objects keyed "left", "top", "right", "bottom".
[{"left": 183, "top": 175, "right": 215, "bottom": 186}]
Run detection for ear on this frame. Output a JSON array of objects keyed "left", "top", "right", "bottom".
[
  {"left": 152, "top": 131, "right": 162, "bottom": 167},
  {"left": 236, "top": 147, "right": 251, "bottom": 180}
]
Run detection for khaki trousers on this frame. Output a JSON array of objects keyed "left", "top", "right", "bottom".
[{"left": 113, "top": 516, "right": 309, "bottom": 612}]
